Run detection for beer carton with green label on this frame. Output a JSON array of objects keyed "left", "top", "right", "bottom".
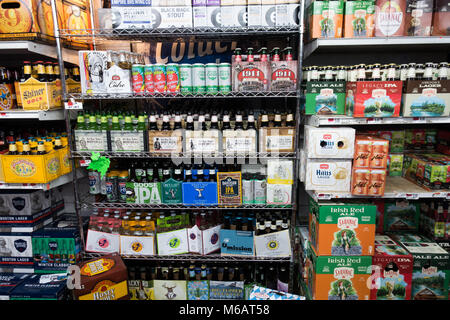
[
  {"left": 308, "top": 197, "right": 377, "bottom": 256},
  {"left": 305, "top": 80, "right": 346, "bottom": 115}
]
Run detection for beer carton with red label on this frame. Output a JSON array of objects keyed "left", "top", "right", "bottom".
[
  {"left": 370, "top": 234, "right": 413, "bottom": 300},
  {"left": 270, "top": 60, "right": 298, "bottom": 91},
  {"left": 374, "top": 0, "right": 407, "bottom": 37},
  {"left": 345, "top": 81, "right": 403, "bottom": 117},
  {"left": 232, "top": 56, "right": 270, "bottom": 92}
]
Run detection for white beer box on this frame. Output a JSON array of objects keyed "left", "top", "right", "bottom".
[
  {"left": 110, "top": 131, "right": 145, "bottom": 152},
  {"left": 275, "top": 4, "right": 299, "bottom": 26},
  {"left": 153, "top": 280, "right": 187, "bottom": 300},
  {"left": 163, "top": 0, "right": 192, "bottom": 5},
  {"left": 74, "top": 130, "right": 109, "bottom": 152},
  {"left": 188, "top": 224, "right": 221, "bottom": 255},
  {"left": 193, "top": 5, "right": 208, "bottom": 27},
  {"left": 109, "top": 0, "right": 153, "bottom": 30},
  {"left": 222, "top": 130, "right": 257, "bottom": 155},
  {"left": 221, "top": 5, "right": 247, "bottom": 27},
  {"left": 151, "top": 7, "right": 193, "bottom": 28},
  {"left": 248, "top": 0, "right": 262, "bottom": 3},
  {"left": 106, "top": 64, "right": 132, "bottom": 94},
  {"left": 254, "top": 229, "right": 291, "bottom": 257},
  {"left": 261, "top": 4, "right": 276, "bottom": 26},
  {"left": 247, "top": 5, "right": 262, "bottom": 26},
  {"left": 120, "top": 235, "right": 155, "bottom": 256},
  {"left": 304, "top": 125, "right": 355, "bottom": 159},
  {"left": 266, "top": 183, "right": 292, "bottom": 205},
  {"left": 206, "top": 0, "right": 221, "bottom": 27},
  {"left": 267, "top": 159, "right": 293, "bottom": 184},
  {"left": 304, "top": 159, "right": 352, "bottom": 192},
  {"left": 156, "top": 228, "right": 189, "bottom": 255},
  {"left": 79, "top": 51, "right": 108, "bottom": 94},
  {"left": 262, "top": 0, "right": 275, "bottom": 3},
  {"left": 85, "top": 229, "right": 120, "bottom": 254}
]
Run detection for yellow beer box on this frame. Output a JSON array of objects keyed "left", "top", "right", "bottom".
[
  {"left": 0, "top": 151, "right": 61, "bottom": 184},
  {"left": 0, "top": 0, "right": 64, "bottom": 41},
  {"left": 65, "top": 78, "right": 81, "bottom": 94},
  {"left": 61, "top": 0, "right": 92, "bottom": 47},
  {"left": 57, "top": 146, "right": 72, "bottom": 176},
  {"left": 19, "top": 77, "right": 62, "bottom": 110}
]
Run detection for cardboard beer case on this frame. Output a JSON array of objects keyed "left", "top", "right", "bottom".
[
  {"left": 306, "top": 0, "right": 344, "bottom": 40},
  {"left": 85, "top": 229, "right": 120, "bottom": 254},
  {"left": 382, "top": 199, "right": 420, "bottom": 233},
  {"left": 220, "top": 229, "right": 254, "bottom": 257},
  {"left": 306, "top": 244, "right": 372, "bottom": 300},
  {"left": 247, "top": 4, "right": 262, "bottom": 26},
  {"left": 9, "top": 273, "right": 68, "bottom": 300},
  {"left": 370, "top": 234, "right": 413, "bottom": 300},
  {"left": 153, "top": 280, "right": 187, "bottom": 300},
  {"left": 110, "top": 130, "right": 147, "bottom": 152},
  {"left": 404, "top": 0, "right": 433, "bottom": 36},
  {"left": 259, "top": 127, "right": 296, "bottom": 153},
  {"left": 261, "top": 4, "right": 277, "bottom": 27},
  {"left": 0, "top": 231, "right": 34, "bottom": 273},
  {"left": 187, "top": 280, "right": 209, "bottom": 300},
  {"left": 74, "top": 129, "right": 109, "bottom": 152},
  {"left": 0, "top": 274, "right": 30, "bottom": 300},
  {"left": 345, "top": 81, "right": 403, "bottom": 117},
  {"left": 149, "top": 129, "right": 183, "bottom": 153},
  {"left": 374, "top": 0, "right": 407, "bottom": 37},
  {"left": 18, "top": 77, "right": 62, "bottom": 110},
  {"left": 308, "top": 197, "right": 377, "bottom": 256},
  {"left": 232, "top": 60, "right": 270, "bottom": 92},
  {"left": 151, "top": 6, "right": 193, "bottom": 28},
  {"left": 402, "top": 80, "right": 450, "bottom": 117},
  {"left": 304, "top": 159, "right": 352, "bottom": 192},
  {"left": 305, "top": 80, "right": 346, "bottom": 115},
  {"left": 120, "top": 234, "right": 155, "bottom": 256},
  {"left": 344, "top": 0, "right": 375, "bottom": 38},
  {"left": 73, "top": 253, "right": 129, "bottom": 300},
  {"left": 79, "top": 51, "right": 108, "bottom": 95},
  {"left": 126, "top": 182, "right": 162, "bottom": 204},
  {"left": 398, "top": 240, "right": 449, "bottom": 300},
  {"left": 182, "top": 182, "right": 218, "bottom": 206},
  {"left": 254, "top": 229, "right": 291, "bottom": 257},
  {"left": 270, "top": 60, "right": 298, "bottom": 91},
  {"left": 162, "top": 178, "right": 183, "bottom": 204},
  {"left": 193, "top": 0, "right": 208, "bottom": 28},
  {"left": 249, "top": 285, "right": 305, "bottom": 300},
  {"left": 217, "top": 172, "right": 242, "bottom": 206},
  {"left": 275, "top": 3, "right": 300, "bottom": 26},
  {"left": 188, "top": 224, "right": 221, "bottom": 255},
  {"left": 209, "top": 280, "right": 245, "bottom": 299},
  {"left": 0, "top": 190, "right": 53, "bottom": 232},
  {"left": 206, "top": 0, "right": 221, "bottom": 28},
  {"left": 266, "top": 183, "right": 292, "bottom": 206},
  {"left": 156, "top": 228, "right": 189, "bottom": 255},
  {"left": 110, "top": 0, "right": 153, "bottom": 29},
  {"left": 432, "top": 0, "right": 450, "bottom": 36},
  {"left": 304, "top": 126, "right": 355, "bottom": 159}
]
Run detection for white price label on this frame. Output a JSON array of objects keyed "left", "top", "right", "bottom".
[
  {"left": 65, "top": 99, "right": 83, "bottom": 110},
  {"left": 317, "top": 193, "right": 332, "bottom": 200},
  {"left": 404, "top": 193, "right": 419, "bottom": 200},
  {"left": 446, "top": 193, "right": 450, "bottom": 200},
  {"left": 79, "top": 160, "right": 91, "bottom": 167},
  {"left": 327, "top": 118, "right": 340, "bottom": 124},
  {"left": 367, "top": 118, "right": 382, "bottom": 124},
  {"left": 432, "top": 192, "right": 442, "bottom": 198},
  {"left": 413, "top": 117, "right": 426, "bottom": 122}
]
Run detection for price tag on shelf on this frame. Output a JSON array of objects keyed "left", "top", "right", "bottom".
[
  {"left": 327, "top": 117, "right": 340, "bottom": 124},
  {"left": 404, "top": 193, "right": 419, "bottom": 200},
  {"left": 432, "top": 192, "right": 442, "bottom": 198},
  {"left": 366, "top": 118, "right": 382, "bottom": 124},
  {"left": 316, "top": 193, "right": 332, "bottom": 201},
  {"left": 79, "top": 159, "right": 91, "bottom": 167},
  {"left": 412, "top": 117, "right": 426, "bottom": 123},
  {"left": 65, "top": 98, "right": 83, "bottom": 110}
]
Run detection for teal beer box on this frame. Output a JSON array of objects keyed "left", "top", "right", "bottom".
[
  {"left": 305, "top": 80, "right": 346, "bottom": 115},
  {"left": 162, "top": 178, "right": 183, "bottom": 204}
]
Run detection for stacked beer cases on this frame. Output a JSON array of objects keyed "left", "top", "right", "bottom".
[{"left": 302, "top": 125, "right": 355, "bottom": 193}]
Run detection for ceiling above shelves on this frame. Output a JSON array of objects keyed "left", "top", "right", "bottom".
[
  {"left": 0, "top": 41, "right": 79, "bottom": 65},
  {"left": 303, "top": 36, "right": 450, "bottom": 60}
]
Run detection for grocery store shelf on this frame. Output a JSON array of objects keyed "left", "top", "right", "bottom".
[
  {"left": 0, "top": 41, "right": 79, "bottom": 65},
  {"left": 305, "top": 115, "right": 450, "bottom": 127},
  {"left": 0, "top": 168, "right": 85, "bottom": 190},
  {"left": 60, "top": 26, "right": 300, "bottom": 41},
  {"left": 73, "top": 151, "right": 296, "bottom": 160},
  {"left": 304, "top": 36, "right": 450, "bottom": 59},
  {"left": 306, "top": 176, "right": 450, "bottom": 201},
  {"left": 0, "top": 109, "right": 65, "bottom": 121},
  {"left": 70, "top": 91, "right": 299, "bottom": 100},
  {"left": 81, "top": 201, "right": 293, "bottom": 210},
  {"left": 83, "top": 252, "right": 291, "bottom": 263}
]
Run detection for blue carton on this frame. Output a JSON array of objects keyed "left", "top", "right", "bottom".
[
  {"left": 182, "top": 182, "right": 218, "bottom": 206},
  {"left": 0, "top": 274, "right": 30, "bottom": 299},
  {"left": 9, "top": 274, "right": 68, "bottom": 300},
  {"left": 209, "top": 281, "right": 244, "bottom": 300},
  {"left": 187, "top": 280, "right": 209, "bottom": 300},
  {"left": 219, "top": 229, "right": 254, "bottom": 256}
]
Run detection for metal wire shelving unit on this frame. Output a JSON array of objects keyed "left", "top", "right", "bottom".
[{"left": 51, "top": 1, "right": 305, "bottom": 293}]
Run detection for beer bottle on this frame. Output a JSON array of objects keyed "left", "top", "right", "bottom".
[
  {"left": 45, "top": 62, "right": 54, "bottom": 82},
  {"left": 54, "top": 136, "right": 63, "bottom": 150},
  {"left": 185, "top": 165, "right": 192, "bottom": 182},
  {"left": 173, "top": 165, "right": 183, "bottom": 181},
  {"left": 247, "top": 47, "right": 254, "bottom": 63},
  {"left": 36, "top": 61, "right": 47, "bottom": 82},
  {"left": 415, "top": 64, "right": 424, "bottom": 80},
  {"left": 386, "top": 64, "right": 397, "bottom": 81},
  {"left": 149, "top": 114, "right": 158, "bottom": 131},
  {"left": 356, "top": 64, "right": 366, "bottom": 82},
  {"left": 196, "top": 165, "right": 204, "bottom": 182},
  {"left": 173, "top": 113, "right": 182, "bottom": 130},
  {"left": 270, "top": 218, "right": 277, "bottom": 234},
  {"left": 72, "top": 67, "right": 80, "bottom": 82},
  {"left": 423, "top": 63, "right": 434, "bottom": 81},
  {"left": 8, "top": 142, "right": 18, "bottom": 155},
  {"left": 20, "top": 141, "right": 30, "bottom": 155},
  {"left": 53, "top": 62, "right": 61, "bottom": 80},
  {"left": 284, "top": 47, "right": 293, "bottom": 61},
  {"left": 273, "top": 112, "right": 282, "bottom": 127},
  {"left": 234, "top": 112, "right": 244, "bottom": 130},
  {"left": 438, "top": 62, "right": 448, "bottom": 80},
  {"left": 162, "top": 165, "right": 171, "bottom": 182},
  {"left": 271, "top": 47, "right": 281, "bottom": 62},
  {"left": 277, "top": 265, "right": 289, "bottom": 292},
  {"left": 64, "top": 67, "right": 70, "bottom": 80},
  {"left": 31, "top": 61, "right": 38, "bottom": 79},
  {"left": 37, "top": 141, "right": 46, "bottom": 155},
  {"left": 222, "top": 111, "right": 231, "bottom": 130},
  {"left": 266, "top": 264, "right": 277, "bottom": 289},
  {"left": 371, "top": 63, "right": 382, "bottom": 81},
  {"left": 260, "top": 112, "right": 269, "bottom": 127},
  {"left": 234, "top": 48, "right": 242, "bottom": 63},
  {"left": 21, "top": 61, "right": 32, "bottom": 82},
  {"left": 286, "top": 112, "right": 295, "bottom": 127}
]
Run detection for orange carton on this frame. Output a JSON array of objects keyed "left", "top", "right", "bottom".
[
  {"left": 308, "top": 197, "right": 376, "bottom": 256},
  {"left": 305, "top": 244, "right": 372, "bottom": 300},
  {"left": 353, "top": 135, "right": 389, "bottom": 169},
  {"left": 307, "top": 0, "right": 344, "bottom": 39},
  {"left": 351, "top": 168, "right": 370, "bottom": 195},
  {"left": 369, "top": 138, "right": 389, "bottom": 169},
  {"left": 368, "top": 169, "right": 386, "bottom": 196}
]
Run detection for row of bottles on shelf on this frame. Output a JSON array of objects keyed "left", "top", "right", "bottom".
[
  {"left": 127, "top": 261, "right": 290, "bottom": 290},
  {"left": 19, "top": 60, "right": 80, "bottom": 83},
  {"left": 76, "top": 107, "right": 295, "bottom": 131},
  {"left": 303, "top": 61, "right": 449, "bottom": 82},
  {"left": 89, "top": 209, "right": 291, "bottom": 236},
  {"left": 1, "top": 127, "right": 68, "bottom": 155}
]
